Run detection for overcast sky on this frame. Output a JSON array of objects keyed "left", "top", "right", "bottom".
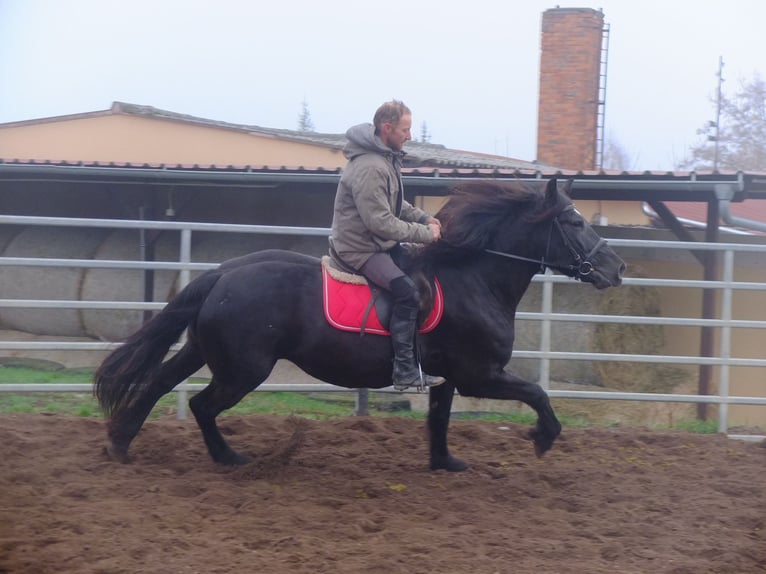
[{"left": 1, "top": 0, "right": 764, "bottom": 170}]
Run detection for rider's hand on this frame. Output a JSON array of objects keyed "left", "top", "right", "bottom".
[{"left": 428, "top": 222, "right": 442, "bottom": 241}]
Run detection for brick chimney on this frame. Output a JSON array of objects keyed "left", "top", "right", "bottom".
[{"left": 536, "top": 7, "right": 605, "bottom": 170}]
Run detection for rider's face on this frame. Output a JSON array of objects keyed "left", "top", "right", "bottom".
[{"left": 380, "top": 114, "right": 412, "bottom": 152}]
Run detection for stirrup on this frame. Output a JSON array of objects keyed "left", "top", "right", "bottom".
[
  {"left": 392, "top": 374, "right": 421, "bottom": 392},
  {"left": 423, "top": 374, "right": 446, "bottom": 388}
]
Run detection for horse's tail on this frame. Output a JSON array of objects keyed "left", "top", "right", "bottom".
[{"left": 94, "top": 269, "right": 223, "bottom": 418}]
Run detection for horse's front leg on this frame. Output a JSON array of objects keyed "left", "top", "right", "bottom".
[
  {"left": 457, "top": 371, "right": 562, "bottom": 456},
  {"left": 427, "top": 381, "right": 468, "bottom": 472}
]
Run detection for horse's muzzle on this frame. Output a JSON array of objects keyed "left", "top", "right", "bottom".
[{"left": 588, "top": 245, "right": 626, "bottom": 289}]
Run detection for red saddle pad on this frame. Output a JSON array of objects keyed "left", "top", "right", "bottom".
[{"left": 322, "top": 267, "right": 443, "bottom": 336}]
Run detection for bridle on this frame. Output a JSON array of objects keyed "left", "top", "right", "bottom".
[{"left": 484, "top": 205, "right": 607, "bottom": 280}]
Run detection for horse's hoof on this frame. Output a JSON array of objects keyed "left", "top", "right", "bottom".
[
  {"left": 430, "top": 454, "right": 469, "bottom": 472},
  {"left": 103, "top": 443, "right": 131, "bottom": 464},
  {"left": 529, "top": 428, "right": 556, "bottom": 458}
]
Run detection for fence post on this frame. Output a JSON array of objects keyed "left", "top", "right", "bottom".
[
  {"left": 539, "top": 269, "right": 553, "bottom": 390},
  {"left": 176, "top": 228, "right": 193, "bottom": 420},
  {"left": 355, "top": 388, "right": 369, "bottom": 416},
  {"left": 718, "top": 249, "right": 734, "bottom": 434}
]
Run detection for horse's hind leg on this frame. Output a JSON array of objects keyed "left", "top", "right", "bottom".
[
  {"left": 107, "top": 342, "right": 205, "bottom": 462},
  {"left": 189, "top": 366, "right": 273, "bottom": 465}
]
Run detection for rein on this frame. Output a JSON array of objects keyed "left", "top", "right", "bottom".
[{"left": 483, "top": 205, "right": 606, "bottom": 280}]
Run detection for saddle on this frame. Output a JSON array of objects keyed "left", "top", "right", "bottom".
[{"left": 321, "top": 256, "right": 443, "bottom": 336}]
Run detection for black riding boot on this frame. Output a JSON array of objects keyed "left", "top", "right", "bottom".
[
  {"left": 389, "top": 301, "right": 422, "bottom": 391},
  {"left": 388, "top": 276, "right": 445, "bottom": 391}
]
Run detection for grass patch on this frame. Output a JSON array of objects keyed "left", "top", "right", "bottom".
[
  {"left": 667, "top": 418, "right": 719, "bottom": 434},
  {"left": 0, "top": 392, "right": 97, "bottom": 416},
  {"left": 224, "top": 392, "right": 355, "bottom": 419},
  {"left": 0, "top": 365, "right": 737, "bottom": 433},
  {"left": 0, "top": 364, "right": 94, "bottom": 384}
]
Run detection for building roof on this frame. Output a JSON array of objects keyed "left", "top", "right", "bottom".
[
  {"left": 4, "top": 101, "right": 766, "bottom": 232},
  {"left": 0, "top": 101, "right": 554, "bottom": 172}
]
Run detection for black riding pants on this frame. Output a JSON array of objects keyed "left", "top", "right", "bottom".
[{"left": 359, "top": 252, "right": 420, "bottom": 311}]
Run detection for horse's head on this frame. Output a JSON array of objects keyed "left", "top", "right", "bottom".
[
  {"left": 535, "top": 178, "right": 625, "bottom": 289},
  {"left": 435, "top": 178, "right": 625, "bottom": 289}
]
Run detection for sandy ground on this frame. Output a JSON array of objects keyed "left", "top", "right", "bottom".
[{"left": 0, "top": 413, "right": 764, "bottom": 574}]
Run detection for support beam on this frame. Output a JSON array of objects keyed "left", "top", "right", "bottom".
[
  {"left": 138, "top": 204, "right": 156, "bottom": 324},
  {"left": 697, "top": 199, "right": 720, "bottom": 420},
  {"left": 646, "top": 200, "right": 706, "bottom": 265}
]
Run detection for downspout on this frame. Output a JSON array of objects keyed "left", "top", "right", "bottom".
[
  {"left": 642, "top": 202, "right": 752, "bottom": 236},
  {"left": 699, "top": 174, "right": 757, "bottom": 421},
  {"left": 716, "top": 175, "right": 766, "bottom": 233}
]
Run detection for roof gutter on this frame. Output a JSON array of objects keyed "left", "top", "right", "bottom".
[
  {"left": 715, "top": 176, "right": 766, "bottom": 233},
  {"left": 0, "top": 163, "right": 761, "bottom": 201},
  {"left": 0, "top": 163, "right": 342, "bottom": 187}
]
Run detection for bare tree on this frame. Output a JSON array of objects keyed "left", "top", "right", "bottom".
[
  {"left": 297, "top": 98, "right": 315, "bottom": 132},
  {"left": 601, "top": 135, "right": 634, "bottom": 171},
  {"left": 679, "top": 73, "right": 766, "bottom": 171}
]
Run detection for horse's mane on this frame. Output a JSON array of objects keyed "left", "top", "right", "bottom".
[{"left": 434, "top": 180, "right": 568, "bottom": 252}]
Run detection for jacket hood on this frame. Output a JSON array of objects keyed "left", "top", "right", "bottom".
[{"left": 344, "top": 123, "right": 403, "bottom": 161}]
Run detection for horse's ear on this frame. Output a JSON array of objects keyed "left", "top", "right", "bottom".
[
  {"left": 544, "top": 177, "right": 573, "bottom": 204},
  {"left": 544, "top": 177, "right": 558, "bottom": 204},
  {"left": 561, "top": 178, "right": 574, "bottom": 197}
]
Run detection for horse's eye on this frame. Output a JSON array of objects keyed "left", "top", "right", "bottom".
[{"left": 567, "top": 217, "right": 585, "bottom": 228}]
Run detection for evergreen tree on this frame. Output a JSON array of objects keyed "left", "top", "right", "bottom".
[
  {"left": 298, "top": 98, "right": 315, "bottom": 132},
  {"left": 420, "top": 121, "right": 431, "bottom": 143}
]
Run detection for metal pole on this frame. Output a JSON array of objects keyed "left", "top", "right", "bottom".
[
  {"left": 176, "top": 228, "right": 193, "bottom": 420},
  {"left": 713, "top": 56, "right": 724, "bottom": 171},
  {"left": 355, "top": 388, "right": 369, "bottom": 416},
  {"left": 717, "top": 249, "right": 734, "bottom": 433},
  {"left": 539, "top": 269, "right": 553, "bottom": 390}
]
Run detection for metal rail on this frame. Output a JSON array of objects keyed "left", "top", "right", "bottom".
[{"left": 0, "top": 214, "right": 764, "bottom": 438}]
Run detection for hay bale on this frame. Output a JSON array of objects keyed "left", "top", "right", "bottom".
[
  {"left": 511, "top": 266, "right": 690, "bottom": 393},
  {"left": 512, "top": 281, "right": 599, "bottom": 385},
  {"left": 592, "top": 266, "right": 689, "bottom": 393}
]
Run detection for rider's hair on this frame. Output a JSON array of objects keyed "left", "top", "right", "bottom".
[{"left": 373, "top": 100, "right": 411, "bottom": 134}]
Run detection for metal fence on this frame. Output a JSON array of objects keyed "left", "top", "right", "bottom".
[{"left": 0, "top": 214, "right": 765, "bottom": 438}]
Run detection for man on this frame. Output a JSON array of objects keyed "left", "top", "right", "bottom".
[{"left": 329, "top": 100, "right": 444, "bottom": 390}]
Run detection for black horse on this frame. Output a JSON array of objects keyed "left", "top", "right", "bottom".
[{"left": 95, "top": 178, "right": 625, "bottom": 471}]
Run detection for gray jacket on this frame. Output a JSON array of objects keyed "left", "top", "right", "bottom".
[{"left": 329, "top": 123, "right": 434, "bottom": 270}]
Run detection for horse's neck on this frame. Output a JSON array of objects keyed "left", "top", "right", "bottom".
[
  {"left": 487, "top": 262, "right": 536, "bottom": 307},
  {"left": 439, "top": 259, "right": 536, "bottom": 310}
]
